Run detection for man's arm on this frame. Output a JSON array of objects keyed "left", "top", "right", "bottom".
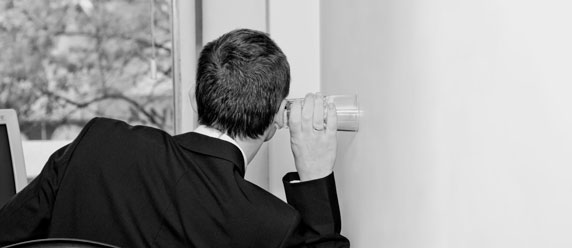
[
  {"left": 0, "top": 118, "right": 97, "bottom": 246},
  {"left": 281, "top": 93, "right": 350, "bottom": 247},
  {"left": 281, "top": 172, "right": 349, "bottom": 247},
  {"left": 0, "top": 145, "right": 69, "bottom": 245}
]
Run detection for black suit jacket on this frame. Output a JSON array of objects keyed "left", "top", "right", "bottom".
[{"left": 0, "top": 118, "right": 349, "bottom": 247}]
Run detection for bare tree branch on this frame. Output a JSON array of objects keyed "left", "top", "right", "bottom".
[{"left": 39, "top": 88, "right": 163, "bottom": 127}]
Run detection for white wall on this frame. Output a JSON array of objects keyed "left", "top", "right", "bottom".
[
  {"left": 321, "top": 0, "right": 572, "bottom": 247},
  {"left": 202, "top": 0, "right": 267, "bottom": 42}
]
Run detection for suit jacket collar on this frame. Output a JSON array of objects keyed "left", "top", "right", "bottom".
[
  {"left": 192, "top": 125, "right": 248, "bottom": 167},
  {"left": 174, "top": 132, "right": 246, "bottom": 177}
]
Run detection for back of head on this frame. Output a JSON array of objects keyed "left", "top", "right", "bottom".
[{"left": 195, "top": 29, "right": 290, "bottom": 139}]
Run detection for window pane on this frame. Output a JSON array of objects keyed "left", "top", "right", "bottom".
[{"left": 0, "top": 0, "right": 173, "bottom": 177}]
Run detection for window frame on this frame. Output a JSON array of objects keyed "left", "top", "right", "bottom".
[{"left": 172, "top": 0, "right": 200, "bottom": 134}]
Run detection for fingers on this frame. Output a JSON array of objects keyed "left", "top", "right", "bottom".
[
  {"left": 313, "top": 93, "right": 325, "bottom": 131},
  {"left": 325, "top": 102, "right": 337, "bottom": 135},
  {"left": 288, "top": 99, "right": 302, "bottom": 133},
  {"left": 301, "top": 93, "right": 315, "bottom": 132},
  {"left": 289, "top": 93, "right": 335, "bottom": 133}
]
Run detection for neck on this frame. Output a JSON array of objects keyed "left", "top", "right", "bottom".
[{"left": 235, "top": 136, "right": 265, "bottom": 165}]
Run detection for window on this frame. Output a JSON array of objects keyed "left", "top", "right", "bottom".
[{"left": 0, "top": 0, "right": 173, "bottom": 178}]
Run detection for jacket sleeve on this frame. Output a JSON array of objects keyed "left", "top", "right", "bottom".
[
  {"left": 281, "top": 172, "right": 350, "bottom": 248},
  {"left": 0, "top": 118, "right": 98, "bottom": 246}
]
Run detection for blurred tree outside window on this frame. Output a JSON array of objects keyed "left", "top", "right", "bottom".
[{"left": 0, "top": 0, "right": 173, "bottom": 177}]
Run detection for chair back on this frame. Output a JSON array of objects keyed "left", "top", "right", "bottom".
[{"left": 2, "top": 238, "right": 120, "bottom": 248}]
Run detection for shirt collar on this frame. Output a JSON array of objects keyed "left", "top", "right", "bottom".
[{"left": 192, "top": 125, "right": 248, "bottom": 169}]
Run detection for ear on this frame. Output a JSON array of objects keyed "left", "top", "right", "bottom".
[
  {"left": 264, "top": 99, "right": 288, "bottom": 142},
  {"left": 188, "top": 86, "right": 198, "bottom": 113},
  {"left": 272, "top": 99, "right": 288, "bottom": 129}
]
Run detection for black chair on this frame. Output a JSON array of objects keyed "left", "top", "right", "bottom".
[{"left": 2, "top": 238, "right": 119, "bottom": 248}]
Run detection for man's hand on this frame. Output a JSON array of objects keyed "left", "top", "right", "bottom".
[{"left": 288, "top": 93, "right": 338, "bottom": 181}]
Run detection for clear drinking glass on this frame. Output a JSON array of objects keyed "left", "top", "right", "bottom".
[{"left": 279, "top": 94, "right": 360, "bottom": 132}]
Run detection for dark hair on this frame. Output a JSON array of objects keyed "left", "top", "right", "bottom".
[{"left": 195, "top": 29, "right": 290, "bottom": 139}]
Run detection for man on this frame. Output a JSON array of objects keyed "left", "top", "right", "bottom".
[{"left": 0, "top": 29, "right": 349, "bottom": 247}]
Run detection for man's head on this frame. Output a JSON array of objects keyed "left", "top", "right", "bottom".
[{"left": 195, "top": 29, "right": 290, "bottom": 139}]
